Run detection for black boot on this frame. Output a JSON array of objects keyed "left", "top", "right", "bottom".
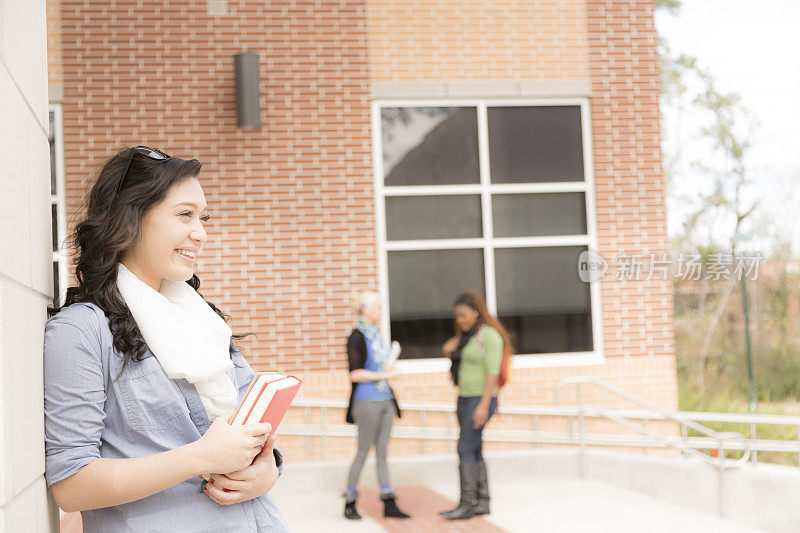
[
  {"left": 344, "top": 492, "right": 361, "bottom": 520},
  {"left": 441, "top": 463, "right": 478, "bottom": 520},
  {"left": 474, "top": 461, "right": 490, "bottom": 515},
  {"left": 381, "top": 492, "right": 411, "bottom": 518}
]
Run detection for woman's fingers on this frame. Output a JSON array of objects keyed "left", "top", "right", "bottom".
[
  {"left": 209, "top": 474, "right": 248, "bottom": 492},
  {"left": 250, "top": 435, "right": 268, "bottom": 448},
  {"left": 263, "top": 434, "right": 277, "bottom": 453},
  {"left": 224, "top": 467, "right": 253, "bottom": 481},
  {"left": 205, "top": 481, "right": 242, "bottom": 505},
  {"left": 254, "top": 438, "right": 278, "bottom": 465},
  {"left": 244, "top": 422, "right": 272, "bottom": 436}
]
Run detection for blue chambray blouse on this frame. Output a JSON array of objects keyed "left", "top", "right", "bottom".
[{"left": 43, "top": 302, "right": 289, "bottom": 532}]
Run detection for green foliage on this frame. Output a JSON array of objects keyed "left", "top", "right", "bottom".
[
  {"left": 678, "top": 367, "right": 800, "bottom": 466},
  {"left": 675, "top": 264, "right": 800, "bottom": 405}
]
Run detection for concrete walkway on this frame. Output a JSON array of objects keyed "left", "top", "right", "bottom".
[
  {"left": 273, "top": 477, "right": 765, "bottom": 532},
  {"left": 62, "top": 449, "right": 783, "bottom": 532}
]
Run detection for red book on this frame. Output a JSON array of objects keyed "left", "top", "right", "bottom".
[{"left": 231, "top": 372, "right": 302, "bottom": 436}]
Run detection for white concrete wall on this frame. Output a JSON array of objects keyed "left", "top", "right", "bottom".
[
  {"left": 0, "top": 0, "right": 59, "bottom": 531},
  {"left": 585, "top": 450, "right": 800, "bottom": 533}
]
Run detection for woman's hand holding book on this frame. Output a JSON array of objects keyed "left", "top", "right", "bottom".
[
  {"left": 205, "top": 433, "right": 280, "bottom": 505},
  {"left": 191, "top": 413, "right": 271, "bottom": 475}
]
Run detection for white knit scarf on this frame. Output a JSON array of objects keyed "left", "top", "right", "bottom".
[{"left": 116, "top": 263, "right": 238, "bottom": 419}]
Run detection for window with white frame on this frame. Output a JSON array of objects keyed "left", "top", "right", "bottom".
[
  {"left": 373, "top": 101, "right": 600, "bottom": 361},
  {"left": 50, "top": 104, "right": 67, "bottom": 308}
]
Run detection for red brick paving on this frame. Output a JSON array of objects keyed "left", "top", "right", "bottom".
[{"left": 358, "top": 486, "right": 508, "bottom": 533}]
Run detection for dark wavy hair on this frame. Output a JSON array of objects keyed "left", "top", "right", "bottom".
[
  {"left": 49, "top": 146, "right": 246, "bottom": 377},
  {"left": 453, "top": 291, "right": 514, "bottom": 354}
]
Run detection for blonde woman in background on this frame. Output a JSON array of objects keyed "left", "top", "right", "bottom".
[{"left": 343, "top": 291, "right": 411, "bottom": 520}]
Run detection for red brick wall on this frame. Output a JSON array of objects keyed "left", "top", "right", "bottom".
[
  {"left": 368, "top": 0, "right": 588, "bottom": 81},
  {"left": 588, "top": 0, "right": 675, "bottom": 369},
  {"left": 279, "top": 0, "right": 679, "bottom": 463},
  {"left": 60, "top": 0, "right": 375, "bottom": 372},
  {"left": 335, "top": 0, "right": 676, "bottom": 416},
  {"left": 56, "top": 0, "right": 678, "bottom": 466}
]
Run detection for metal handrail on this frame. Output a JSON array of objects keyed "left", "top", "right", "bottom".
[
  {"left": 294, "top": 397, "right": 800, "bottom": 425},
  {"left": 554, "top": 377, "right": 751, "bottom": 468},
  {"left": 554, "top": 377, "right": 751, "bottom": 517},
  {"left": 288, "top": 398, "right": 800, "bottom": 458},
  {"left": 286, "top": 380, "right": 800, "bottom": 518}
]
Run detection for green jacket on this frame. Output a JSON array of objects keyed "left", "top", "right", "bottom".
[{"left": 458, "top": 325, "right": 502, "bottom": 397}]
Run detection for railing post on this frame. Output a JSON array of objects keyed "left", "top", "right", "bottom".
[
  {"left": 749, "top": 423, "right": 758, "bottom": 466},
  {"left": 305, "top": 405, "right": 312, "bottom": 461},
  {"left": 642, "top": 418, "right": 650, "bottom": 455},
  {"left": 718, "top": 437, "right": 726, "bottom": 518},
  {"left": 321, "top": 406, "right": 328, "bottom": 462},
  {"left": 577, "top": 383, "right": 586, "bottom": 479},
  {"left": 533, "top": 414, "right": 539, "bottom": 448},
  {"left": 568, "top": 414, "right": 575, "bottom": 446},
  {"left": 681, "top": 423, "right": 688, "bottom": 460},
  {"left": 446, "top": 411, "right": 454, "bottom": 454},
  {"left": 420, "top": 410, "right": 427, "bottom": 455}
]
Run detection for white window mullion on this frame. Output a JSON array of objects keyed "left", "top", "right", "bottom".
[
  {"left": 50, "top": 103, "right": 68, "bottom": 306},
  {"left": 492, "top": 235, "right": 591, "bottom": 248},
  {"left": 477, "top": 103, "right": 497, "bottom": 316},
  {"left": 371, "top": 102, "right": 392, "bottom": 339},
  {"left": 384, "top": 236, "right": 588, "bottom": 251},
  {"left": 378, "top": 97, "right": 587, "bottom": 109},
  {"left": 385, "top": 238, "right": 486, "bottom": 251},
  {"left": 489, "top": 182, "right": 586, "bottom": 194},
  {"left": 383, "top": 185, "right": 483, "bottom": 196},
  {"left": 384, "top": 183, "right": 586, "bottom": 196},
  {"left": 580, "top": 100, "right": 605, "bottom": 361}
]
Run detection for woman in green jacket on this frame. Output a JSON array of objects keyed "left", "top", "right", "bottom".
[{"left": 440, "top": 291, "right": 512, "bottom": 520}]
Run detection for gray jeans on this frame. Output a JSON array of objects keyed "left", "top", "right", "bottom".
[{"left": 346, "top": 399, "right": 396, "bottom": 490}]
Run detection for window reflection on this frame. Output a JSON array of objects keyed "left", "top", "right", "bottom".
[
  {"left": 382, "top": 107, "right": 480, "bottom": 186},
  {"left": 386, "top": 195, "right": 482, "bottom": 241},
  {"left": 488, "top": 106, "right": 584, "bottom": 183},
  {"left": 388, "top": 249, "right": 484, "bottom": 358},
  {"left": 495, "top": 246, "right": 593, "bottom": 353},
  {"left": 492, "top": 193, "right": 586, "bottom": 238}
]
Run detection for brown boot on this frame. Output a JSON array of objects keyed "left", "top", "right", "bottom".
[
  {"left": 441, "top": 463, "right": 478, "bottom": 520},
  {"left": 474, "top": 461, "right": 490, "bottom": 515}
]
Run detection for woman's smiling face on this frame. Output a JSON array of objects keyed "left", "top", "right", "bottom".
[{"left": 121, "top": 177, "right": 209, "bottom": 290}]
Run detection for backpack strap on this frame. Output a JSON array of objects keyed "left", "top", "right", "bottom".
[{"left": 476, "top": 325, "right": 486, "bottom": 358}]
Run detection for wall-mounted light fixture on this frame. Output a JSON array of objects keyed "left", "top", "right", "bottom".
[{"left": 234, "top": 52, "right": 261, "bottom": 128}]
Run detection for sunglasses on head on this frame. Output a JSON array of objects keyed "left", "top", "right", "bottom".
[{"left": 117, "top": 145, "right": 172, "bottom": 192}]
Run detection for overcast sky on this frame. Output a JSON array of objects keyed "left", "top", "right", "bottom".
[{"left": 655, "top": 0, "right": 800, "bottom": 252}]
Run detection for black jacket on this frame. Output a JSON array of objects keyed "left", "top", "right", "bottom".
[{"left": 345, "top": 328, "right": 402, "bottom": 424}]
